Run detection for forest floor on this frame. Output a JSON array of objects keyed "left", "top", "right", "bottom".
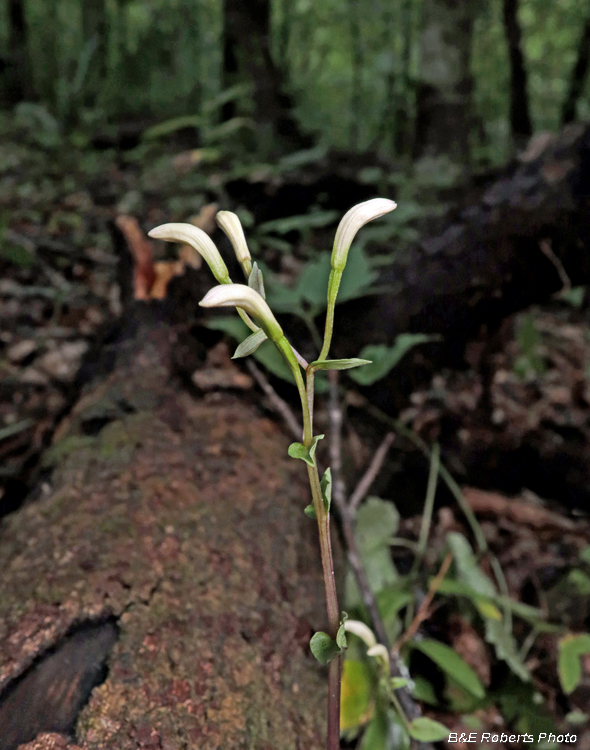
[{"left": 1, "top": 111, "right": 589, "bottom": 748}]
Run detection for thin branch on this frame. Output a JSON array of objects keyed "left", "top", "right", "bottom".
[
  {"left": 326, "top": 372, "right": 425, "bottom": 725},
  {"left": 348, "top": 431, "right": 395, "bottom": 513},
  {"left": 245, "top": 359, "right": 302, "bottom": 440},
  {"left": 327, "top": 371, "right": 346, "bottom": 507},
  {"left": 539, "top": 238, "right": 571, "bottom": 293},
  {"left": 395, "top": 552, "right": 453, "bottom": 651}
]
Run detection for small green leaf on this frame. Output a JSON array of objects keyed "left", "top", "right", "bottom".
[
  {"left": 288, "top": 434, "right": 324, "bottom": 467},
  {"left": 390, "top": 677, "right": 409, "bottom": 689},
  {"left": 304, "top": 504, "right": 317, "bottom": 520},
  {"left": 580, "top": 545, "right": 590, "bottom": 564},
  {"left": 310, "top": 631, "right": 341, "bottom": 665},
  {"left": 336, "top": 612, "right": 349, "bottom": 649},
  {"left": 232, "top": 329, "right": 267, "bottom": 358},
  {"left": 321, "top": 468, "right": 332, "bottom": 512},
  {"left": 558, "top": 633, "right": 590, "bottom": 694},
  {"left": 407, "top": 717, "right": 448, "bottom": 742},
  {"left": 413, "top": 639, "right": 486, "bottom": 699},
  {"left": 310, "top": 358, "right": 372, "bottom": 371},
  {"left": 248, "top": 261, "right": 266, "bottom": 299}
]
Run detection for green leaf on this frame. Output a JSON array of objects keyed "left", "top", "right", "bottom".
[
  {"left": 310, "top": 631, "right": 341, "bottom": 665},
  {"left": 349, "top": 334, "right": 440, "bottom": 385},
  {"left": 310, "top": 358, "right": 372, "bottom": 371},
  {"left": 580, "top": 545, "right": 590, "bottom": 564},
  {"left": 248, "top": 262, "right": 266, "bottom": 299},
  {"left": 258, "top": 210, "right": 339, "bottom": 236},
  {"left": 337, "top": 245, "right": 380, "bottom": 302},
  {"left": 288, "top": 434, "right": 324, "bottom": 467},
  {"left": 232, "top": 329, "right": 267, "bottom": 358},
  {"left": 446, "top": 532, "right": 496, "bottom": 597},
  {"left": 321, "top": 468, "right": 332, "bottom": 512},
  {"left": 407, "top": 717, "right": 448, "bottom": 742},
  {"left": 413, "top": 639, "right": 486, "bottom": 699},
  {"left": 558, "top": 633, "right": 590, "bottom": 694},
  {"left": 356, "top": 497, "right": 399, "bottom": 551},
  {"left": 412, "top": 676, "right": 438, "bottom": 705},
  {"left": 304, "top": 504, "right": 317, "bottom": 520},
  {"left": 485, "top": 619, "right": 530, "bottom": 681},
  {"left": 351, "top": 498, "right": 400, "bottom": 594},
  {"left": 341, "top": 660, "right": 374, "bottom": 731},
  {"left": 390, "top": 677, "right": 409, "bottom": 689},
  {"left": 336, "top": 612, "right": 349, "bottom": 649}
]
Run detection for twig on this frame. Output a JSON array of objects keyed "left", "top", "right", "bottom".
[
  {"left": 395, "top": 552, "right": 453, "bottom": 651},
  {"left": 245, "top": 359, "right": 302, "bottom": 440},
  {"left": 539, "top": 238, "right": 571, "bottom": 292},
  {"left": 328, "top": 371, "right": 346, "bottom": 507},
  {"left": 326, "top": 372, "right": 425, "bottom": 724},
  {"left": 348, "top": 431, "right": 395, "bottom": 513}
]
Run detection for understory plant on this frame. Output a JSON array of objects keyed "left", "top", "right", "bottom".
[{"left": 150, "top": 198, "right": 396, "bottom": 750}]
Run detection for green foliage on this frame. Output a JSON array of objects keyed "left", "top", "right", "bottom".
[
  {"left": 349, "top": 335, "right": 441, "bottom": 386},
  {"left": 310, "top": 358, "right": 372, "bottom": 371},
  {"left": 310, "top": 631, "right": 342, "bottom": 665},
  {"left": 310, "top": 613, "right": 347, "bottom": 665},
  {"left": 558, "top": 633, "right": 590, "bottom": 694},
  {"left": 288, "top": 434, "right": 324, "bottom": 467},
  {"left": 341, "top": 660, "right": 374, "bottom": 731},
  {"left": 407, "top": 717, "right": 449, "bottom": 742},
  {"left": 411, "top": 639, "right": 486, "bottom": 700}
]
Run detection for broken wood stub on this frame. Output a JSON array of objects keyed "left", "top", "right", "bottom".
[{"left": 0, "top": 322, "right": 328, "bottom": 749}]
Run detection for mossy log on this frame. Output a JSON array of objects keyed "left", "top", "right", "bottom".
[{"left": 0, "top": 318, "right": 328, "bottom": 750}]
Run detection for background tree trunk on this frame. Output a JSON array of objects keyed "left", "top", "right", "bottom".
[
  {"left": 414, "top": 0, "right": 474, "bottom": 169},
  {"left": 81, "top": 0, "right": 108, "bottom": 107},
  {"left": 222, "top": 0, "right": 311, "bottom": 154},
  {"left": 561, "top": 16, "right": 590, "bottom": 125},
  {"left": 0, "top": 310, "right": 329, "bottom": 750},
  {"left": 1, "top": 0, "right": 33, "bottom": 105},
  {"left": 502, "top": 0, "right": 533, "bottom": 149}
]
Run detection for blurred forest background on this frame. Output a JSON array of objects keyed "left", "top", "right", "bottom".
[
  {"left": 2, "top": 2, "right": 590, "bottom": 749},
  {"left": 1, "top": 0, "right": 589, "bottom": 164}
]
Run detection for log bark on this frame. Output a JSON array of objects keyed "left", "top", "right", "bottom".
[
  {"left": 0, "top": 309, "right": 329, "bottom": 749},
  {"left": 337, "top": 122, "right": 590, "bottom": 365}
]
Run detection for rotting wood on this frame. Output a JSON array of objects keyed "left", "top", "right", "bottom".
[{"left": 0, "top": 311, "right": 329, "bottom": 750}]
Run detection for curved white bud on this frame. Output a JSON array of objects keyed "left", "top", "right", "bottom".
[
  {"left": 331, "top": 198, "right": 397, "bottom": 272},
  {"left": 199, "top": 284, "right": 283, "bottom": 341},
  {"left": 148, "top": 223, "right": 230, "bottom": 284},
  {"left": 216, "top": 211, "right": 252, "bottom": 275},
  {"left": 344, "top": 619, "right": 377, "bottom": 649}
]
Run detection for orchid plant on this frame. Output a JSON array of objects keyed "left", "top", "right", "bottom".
[{"left": 149, "top": 198, "right": 397, "bottom": 750}]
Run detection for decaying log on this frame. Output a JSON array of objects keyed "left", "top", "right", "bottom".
[
  {"left": 338, "top": 123, "right": 590, "bottom": 359},
  {"left": 0, "top": 309, "right": 328, "bottom": 749}
]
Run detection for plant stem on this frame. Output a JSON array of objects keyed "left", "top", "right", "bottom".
[
  {"left": 319, "top": 269, "right": 342, "bottom": 361},
  {"left": 308, "top": 462, "right": 341, "bottom": 750},
  {"left": 280, "top": 336, "right": 341, "bottom": 749}
]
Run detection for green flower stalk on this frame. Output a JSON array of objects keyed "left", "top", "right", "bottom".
[
  {"left": 148, "top": 223, "right": 231, "bottom": 285},
  {"left": 216, "top": 210, "right": 253, "bottom": 279},
  {"left": 318, "top": 198, "right": 396, "bottom": 362}
]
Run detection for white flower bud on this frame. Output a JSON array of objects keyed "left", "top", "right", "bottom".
[
  {"left": 331, "top": 198, "right": 397, "bottom": 272},
  {"left": 216, "top": 211, "right": 252, "bottom": 276},
  {"left": 344, "top": 620, "right": 377, "bottom": 648},
  {"left": 148, "top": 223, "right": 230, "bottom": 284},
  {"left": 199, "top": 284, "right": 283, "bottom": 341}
]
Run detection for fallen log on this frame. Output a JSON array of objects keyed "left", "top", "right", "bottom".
[
  {"left": 0, "top": 305, "right": 329, "bottom": 750},
  {"left": 337, "top": 123, "right": 590, "bottom": 359}
]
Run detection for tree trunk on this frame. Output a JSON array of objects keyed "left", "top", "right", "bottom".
[
  {"left": 502, "top": 0, "right": 533, "bottom": 149},
  {"left": 561, "top": 16, "right": 590, "bottom": 125},
  {"left": 414, "top": 0, "right": 474, "bottom": 169},
  {"left": 0, "top": 0, "right": 33, "bottom": 105},
  {"left": 222, "top": 0, "right": 311, "bottom": 155},
  {"left": 81, "top": 0, "right": 108, "bottom": 107},
  {"left": 0, "top": 308, "right": 329, "bottom": 749}
]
